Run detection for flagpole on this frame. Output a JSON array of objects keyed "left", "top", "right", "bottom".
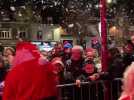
[
  {"left": 100, "top": 0, "right": 109, "bottom": 100},
  {"left": 100, "top": 0, "right": 108, "bottom": 72}
]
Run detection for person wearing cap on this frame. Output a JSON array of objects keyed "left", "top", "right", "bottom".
[
  {"left": 62, "top": 43, "right": 72, "bottom": 64},
  {"left": 3, "top": 42, "right": 57, "bottom": 100}
]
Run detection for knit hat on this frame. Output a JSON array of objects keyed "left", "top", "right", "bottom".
[{"left": 64, "top": 43, "right": 72, "bottom": 49}]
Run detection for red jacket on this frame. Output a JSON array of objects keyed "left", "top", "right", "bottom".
[
  {"left": 3, "top": 59, "right": 57, "bottom": 100},
  {"left": 3, "top": 42, "right": 57, "bottom": 100}
]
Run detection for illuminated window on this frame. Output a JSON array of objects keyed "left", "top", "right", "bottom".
[{"left": 0, "top": 30, "right": 12, "bottom": 39}]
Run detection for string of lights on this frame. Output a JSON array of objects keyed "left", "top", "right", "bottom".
[{"left": 0, "top": 0, "right": 133, "bottom": 25}]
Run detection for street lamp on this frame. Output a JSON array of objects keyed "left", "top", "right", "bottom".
[{"left": 107, "top": 0, "right": 112, "bottom": 4}]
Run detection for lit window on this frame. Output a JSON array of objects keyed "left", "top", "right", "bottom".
[{"left": 0, "top": 30, "right": 12, "bottom": 39}]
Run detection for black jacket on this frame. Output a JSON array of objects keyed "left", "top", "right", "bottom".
[
  {"left": 64, "top": 59, "right": 85, "bottom": 82},
  {"left": 100, "top": 55, "right": 126, "bottom": 80}
]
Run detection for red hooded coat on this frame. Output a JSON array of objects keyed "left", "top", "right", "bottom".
[{"left": 3, "top": 42, "right": 57, "bottom": 100}]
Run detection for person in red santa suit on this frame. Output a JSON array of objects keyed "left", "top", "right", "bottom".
[{"left": 3, "top": 42, "right": 58, "bottom": 100}]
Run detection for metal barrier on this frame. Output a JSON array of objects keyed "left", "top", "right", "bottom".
[
  {"left": 57, "top": 78, "right": 122, "bottom": 100},
  {"left": 0, "top": 78, "right": 122, "bottom": 100}
]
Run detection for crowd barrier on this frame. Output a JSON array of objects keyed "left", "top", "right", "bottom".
[
  {"left": 0, "top": 78, "right": 122, "bottom": 100},
  {"left": 57, "top": 78, "right": 122, "bottom": 100}
]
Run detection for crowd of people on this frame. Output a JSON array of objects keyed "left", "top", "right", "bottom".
[
  {"left": 0, "top": 35, "right": 133, "bottom": 100},
  {"left": 39, "top": 35, "right": 134, "bottom": 84}
]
